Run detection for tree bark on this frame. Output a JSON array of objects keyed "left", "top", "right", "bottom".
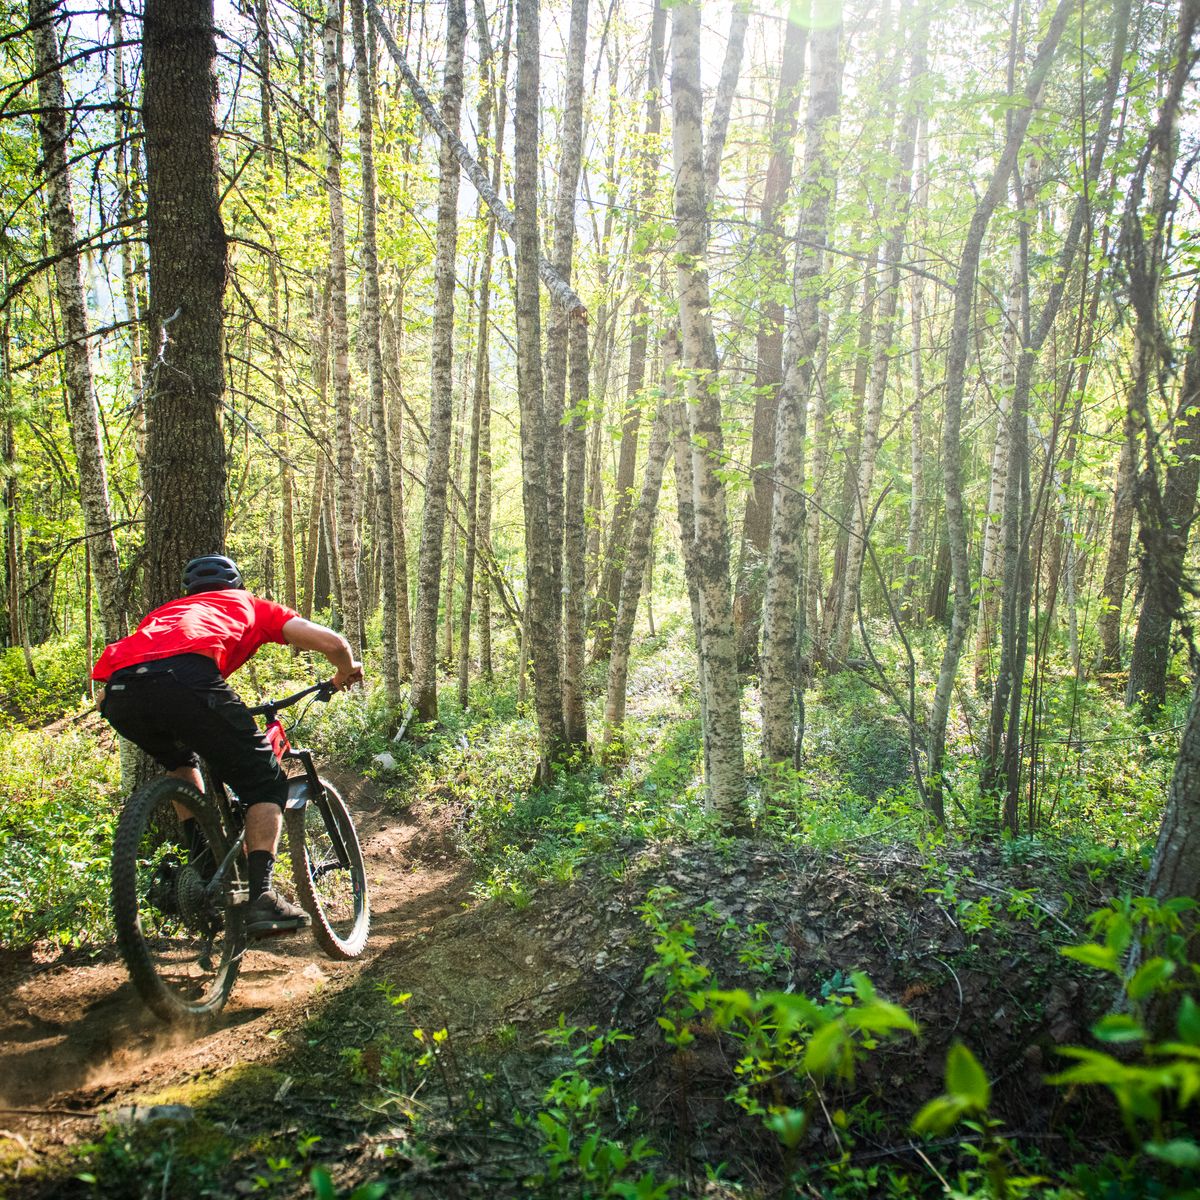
[
  {"left": 142, "top": 0, "right": 228, "bottom": 609},
  {"left": 671, "top": 0, "right": 746, "bottom": 826},
  {"left": 702, "top": 2, "right": 750, "bottom": 207},
  {"left": 459, "top": 0, "right": 511, "bottom": 708},
  {"left": 760, "top": 19, "right": 841, "bottom": 773},
  {"left": 1146, "top": 678, "right": 1200, "bottom": 947},
  {"left": 252, "top": 0, "right": 297, "bottom": 615},
  {"left": 1127, "top": 292, "right": 1200, "bottom": 713},
  {"left": 732, "top": 10, "right": 808, "bottom": 667},
  {"left": 542, "top": 0, "right": 590, "bottom": 747},
  {"left": 352, "top": 0, "right": 400, "bottom": 701},
  {"left": 603, "top": 398, "right": 672, "bottom": 745},
  {"left": 1123, "top": 0, "right": 1200, "bottom": 713},
  {"left": 30, "top": 0, "right": 126, "bottom": 642},
  {"left": 369, "top": 0, "right": 585, "bottom": 317},
  {"left": 515, "top": 0, "right": 566, "bottom": 775},
  {"left": 592, "top": 1, "right": 666, "bottom": 660},
  {"left": 322, "top": 0, "right": 363, "bottom": 655},
  {"left": 926, "top": 0, "right": 1072, "bottom": 820},
  {"left": 383, "top": 288, "right": 413, "bottom": 676},
  {"left": 1096, "top": 432, "right": 1139, "bottom": 673},
  {"left": 830, "top": 7, "right": 927, "bottom": 665},
  {"left": 981, "top": 0, "right": 1128, "bottom": 822},
  {"left": 409, "top": 0, "right": 466, "bottom": 721}
]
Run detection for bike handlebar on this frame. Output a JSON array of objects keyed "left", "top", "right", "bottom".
[{"left": 247, "top": 679, "right": 335, "bottom": 718}]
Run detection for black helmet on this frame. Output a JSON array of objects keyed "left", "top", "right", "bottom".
[{"left": 182, "top": 554, "right": 243, "bottom": 595}]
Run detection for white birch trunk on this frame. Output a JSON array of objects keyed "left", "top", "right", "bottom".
[
  {"left": 409, "top": 0, "right": 466, "bottom": 721},
  {"left": 671, "top": 0, "right": 746, "bottom": 825},
  {"left": 760, "top": 19, "right": 841, "bottom": 770},
  {"left": 322, "top": 1, "right": 363, "bottom": 655}
]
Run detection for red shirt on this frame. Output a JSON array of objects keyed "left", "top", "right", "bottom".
[{"left": 91, "top": 590, "right": 299, "bottom": 681}]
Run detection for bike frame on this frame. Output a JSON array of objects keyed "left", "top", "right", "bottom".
[{"left": 202, "top": 680, "right": 350, "bottom": 903}]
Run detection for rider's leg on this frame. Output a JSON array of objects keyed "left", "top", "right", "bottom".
[
  {"left": 168, "top": 763, "right": 204, "bottom": 822},
  {"left": 245, "top": 802, "right": 283, "bottom": 854}
]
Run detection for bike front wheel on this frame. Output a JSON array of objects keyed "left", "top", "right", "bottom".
[
  {"left": 111, "top": 777, "right": 244, "bottom": 1023},
  {"left": 286, "top": 779, "right": 370, "bottom": 960}
]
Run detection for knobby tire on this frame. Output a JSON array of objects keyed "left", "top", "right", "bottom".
[
  {"left": 111, "top": 777, "right": 243, "bottom": 1024},
  {"left": 286, "top": 779, "right": 370, "bottom": 960}
]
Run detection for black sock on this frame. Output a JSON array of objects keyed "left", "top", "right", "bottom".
[{"left": 248, "top": 850, "right": 275, "bottom": 901}]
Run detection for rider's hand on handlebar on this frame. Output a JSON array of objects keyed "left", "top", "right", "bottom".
[{"left": 332, "top": 662, "right": 364, "bottom": 692}]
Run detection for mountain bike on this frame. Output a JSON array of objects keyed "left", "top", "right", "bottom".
[{"left": 110, "top": 680, "right": 371, "bottom": 1024}]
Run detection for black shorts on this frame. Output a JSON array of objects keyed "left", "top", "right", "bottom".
[{"left": 100, "top": 654, "right": 287, "bottom": 809}]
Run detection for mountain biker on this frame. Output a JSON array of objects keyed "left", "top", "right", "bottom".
[{"left": 92, "top": 554, "right": 364, "bottom": 939}]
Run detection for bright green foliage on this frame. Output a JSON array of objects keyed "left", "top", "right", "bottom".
[
  {"left": 309, "top": 1166, "right": 388, "bottom": 1200},
  {"left": 1049, "top": 897, "right": 1200, "bottom": 1174},
  {"left": 0, "top": 721, "right": 120, "bottom": 947},
  {"left": 0, "top": 638, "right": 94, "bottom": 726},
  {"left": 528, "top": 1019, "right": 677, "bottom": 1198}
]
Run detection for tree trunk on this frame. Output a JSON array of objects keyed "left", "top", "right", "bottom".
[
  {"left": 1127, "top": 292, "right": 1200, "bottom": 713},
  {"left": 926, "top": 0, "right": 1072, "bottom": 821},
  {"left": 830, "top": 8, "right": 927, "bottom": 665},
  {"left": 603, "top": 398, "right": 672, "bottom": 745},
  {"left": 542, "top": 0, "right": 590, "bottom": 746},
  {"left": 142, "top": 0, "right": 228, "bottom": 609},
  {"left": 1096, "top": 433, "right": 1139, "bottom": 673},
  {"left": 383, "top": 288, "right": 413, "bottom": 676},
  {"left": 515, "top": 0, "right": 566, "bottom": 775},
  {"left": 900, "top": 227, "right": 927, "bottom": 622},
  {"left": 1146, "top": 678, "right": 1200, "bottom": 948},
  {"left": 760, "top": 18, "right": 841, "bottom": 773},
  {"left": 982, "top": 0, "right": 1128, "bottom": 823},
  {"left": 253, "top": 0, "right": 297, "bottom": 614},
  {"left": 303, "top": 278, "right": 332, "bottom": 620},
  {"left": 732, "top": 11, "right": 808, "bottom": 668},
  {"left": 109, "top": 0, "right": 146, "bottom": 472},
  {"left": 702, "top": 3, "right": 750, "bottom": 206},
  {"left": 351, "top": 0, "right": 400, "bottom": 701},
  {"left": 591, "top": 0, "right": 666, "bottom": 660},
  {"left": 409, "top": 0, "right": 466, "bottom": 721},
  {"left": 563, "top": 317, "right": 591, "bottom": 747},
  {"left": 1123, "top": 0, "right": 1200, "bottom": 713},
  {"left": 671, "top": 0, "right": 746, "bottom": 826},
  {"left": 322, "top": 0, "right": 363, "bottom": 654},
  {"left": 30, "top": 0, "right": 126, "bottom": 642},
  {"left": 973, "top": 282, "right": 1018, "bottom": 688},
  {"left": 459, "top": 0, "right": 511, "bottom": 708}
]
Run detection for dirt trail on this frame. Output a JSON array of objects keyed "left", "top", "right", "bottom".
[{"left": 0, "top": 770, "right": 472, "bottom": 1123}]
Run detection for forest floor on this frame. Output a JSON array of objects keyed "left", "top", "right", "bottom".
[{"left": 0, "top": 745, "right": 1136, "bottom": 1199}]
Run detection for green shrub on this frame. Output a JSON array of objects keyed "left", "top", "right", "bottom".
[
  {"left": 0, "top": 635, "right": 94, "bottom": 727},
  {"left": 0, "top": 724, "right": 121, "bottom": 948}
]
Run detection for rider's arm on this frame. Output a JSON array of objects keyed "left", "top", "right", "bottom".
[{"left": 281, "top": 617, "right": 363, "bottom": 690}]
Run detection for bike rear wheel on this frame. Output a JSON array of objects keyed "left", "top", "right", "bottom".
[
  {"left": 286, "top": 779, "right": 370, "bottom": 960},
  {"left": 111, "top": 777, "right": 243, "bottom": 1023}
]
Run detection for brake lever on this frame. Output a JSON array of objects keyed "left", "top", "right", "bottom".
[{"left": 317, "top": 680, "right": 336, "bottom": 703}]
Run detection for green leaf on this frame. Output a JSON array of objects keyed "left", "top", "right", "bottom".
[
  {"left": 309, "top": 1168, "right": 336, "bottom": 1200},
  {"left": 765, "top": 1107, "right": 807, "bottom": 1149},
  {"left": 851, "top": 999, "right": 920, "bottom": 1036},
  {"left": 1144, "top": 1140, "right": 1200, "bottom": 1169},
  {"left": 1061, "top": 943, "right": 1119, "bottom": 973},
  {"left": 945, "top": 1042, "right": 990, "bottom": 1110},
  {"left": 804, "top": 1019, "right": 848, "bottom": 1077},
  {"left": 912, "top": 1095, "right": 968, "bottom": 1136},
  {"left": 1091, "top": 1014, "right": 1146, "bottom": 1044},
  {"left": 1046, "top": 1047, "right": 1130, "bottom": 1087},
  {"left": 1177, "top": 995, "right": 1200, "bottom": 1045},
  {"left": 1128, "top": 957, "right": 1175, "bottom": 1001}
]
